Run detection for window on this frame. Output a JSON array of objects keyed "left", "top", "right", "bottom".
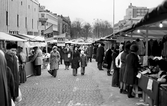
[
  {"left": 21, "top": 1, "right": 22, "bottom": 5},
  {"left": 25, "top": 17, "right": 27, "bottom": 28},
  {"left": 32, "top": 19, "right": 33, "bottom": 29},
  {"left": 34, "top": 8, "right": 36, "bottom": 11},
  {"left": 41, "top": 13, "right": 45, "bottom": 18},
  {"left": 6, "top": 11, "right": 8, "bottom": 26},
  {"left": 17, "top": 14, "right": 19, "bottom": 27},
  {"left": 28, "top": 5, "right": 30, "bottom": 9},
  {"left": 41, "top": 23, "right": 45, "bottom": 26}
]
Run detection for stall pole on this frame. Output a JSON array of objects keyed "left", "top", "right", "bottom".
[
  {"left": 145, "top": 29, "right": 149, "bottom": 66},
  {"left": 146, "top": 29, "right": 148, "bottom": 57}
]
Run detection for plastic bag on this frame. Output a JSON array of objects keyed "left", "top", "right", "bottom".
[{"left": 11, "top": 99, "right": 15, "bottom": 106}]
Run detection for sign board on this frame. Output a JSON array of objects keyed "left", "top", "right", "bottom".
[
  {"left": 54, "top": 33, "right": 66, "bottom": 46},
  {"left": 116, "top": 37, "right": 124, "bottom": 43}
]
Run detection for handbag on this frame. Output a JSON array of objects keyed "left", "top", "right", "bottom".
[{"left": 103, "top": 62, "right": 108, "bottom": 68}]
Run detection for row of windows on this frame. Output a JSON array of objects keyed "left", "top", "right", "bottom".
[
  {"left": 12, "top": 0, "right": 36, "bottom": 11},
  {"left": 137, "top": 9, "right": 148, "bottom": 12},
  {"left": 6, "top": 11, "right": 34, "bottom": 29}
]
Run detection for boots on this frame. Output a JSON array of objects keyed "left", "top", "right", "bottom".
[
  {"left": 107, "top": 69, "right": 112, "bottom": 76},
  {"left": 81, "top": 67, "right": 85, "bottom": 75},
  {"left": 128, "top": 85, "right": 135, "bottom": 98},
  {"left": 52, "top": 69, "right": 57, "bottom": 78},
  {"left": 73, "top": 69, "right": 77, "bottom": 76}
]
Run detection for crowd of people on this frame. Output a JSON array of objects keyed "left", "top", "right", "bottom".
[
  {"left": 98, "top": 41, "right": 142, "bottom": 98},
  {"left": 47, "top": 44, "right": 94, "bottom": 77},
  {"left": 1, "top": 40, "right": 155, "bottom": 106}
]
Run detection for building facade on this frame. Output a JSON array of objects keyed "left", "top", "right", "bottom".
[
  {"left": 58, "top": 15, "right": 71, "bottom": 39},
  {"left": 114, "top": 3, "right": 149, "bottom": 33},
  {"left": 124, "top": 3, "right": 149, "bottom": 20},
  {"left": 38, "top": 6, "right": 59, "bottom": 38},
  {"left": 0, "top": 0, "right": 39, "bottom": 35}
]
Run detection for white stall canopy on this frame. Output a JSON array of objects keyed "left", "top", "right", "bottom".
[{"left": 0, "top": 32, "right": 26, "bottom": 41}]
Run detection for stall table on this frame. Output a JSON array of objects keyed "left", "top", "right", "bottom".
[
  {"left": 138, "top": 74, "right": 160, "bottom": 106},
  {"left": 159, "top": 84, "right": 167, "bottom": 106}
]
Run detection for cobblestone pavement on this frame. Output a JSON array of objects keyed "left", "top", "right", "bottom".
[{"left": 16, "top": 60, "right": 140, "bottom": 106}]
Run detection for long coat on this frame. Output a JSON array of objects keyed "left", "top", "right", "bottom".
[
  {"left": 123, "top": 52, "right": 139, "bottom": 85},
  {"left": 71, "top": 50, "right": 80, "bottom": 69},
  {"left": 86, "top": 46, "right": 93, "bottom": 58},
  {"left": 96, "top": 46, "right": 104, "bottom": 63},
  {"left": 50, "top": 50, "right": 60, "bottom": 70},
  {"left": 120, "top": 51, "right": 128, "bottom": 82},
  {"left": 80, "top": 54, "right": 87, "bottom": 67},
  {"left": 5, "top": 51, "right": 19, "bottom": 98},
  {"left": 31, "top": 48, "right": 43, "bottom": 66},
  {"left": 104, "top": 49, "right": 112, "bottom": 69},
  {"left": 0, "top": 57, "right": 10, "bottom": 106},
  {"left": 63, "top": 48, "right": 72, "bottom": 62}
]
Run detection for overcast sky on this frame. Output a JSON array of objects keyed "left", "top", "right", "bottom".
[{"left": 38, "top": 0, "right": 164, "bottom": 24}]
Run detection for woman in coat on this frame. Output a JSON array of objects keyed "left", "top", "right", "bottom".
[
  {"left": 119, "top": 43, "right": 131, "bottom": 93},
  {"left": 48, "top": 46, "right": 60, "bottom": 78},
  {"left": 63, "top": 44, "right": 72, "bottom": 70},
  {"left": 80, "top": 50, "right": 87, "bottom": 75},
  {"left": 0, "top": 50, "right": 16, "bottom": 106},
  {"left": 111, "top": 47, "right": 120, "bottom": 87},
  {"left": 71, "top": 46, "right": 80, "bottom": 76},
  {"left": 104, "top": 47, "right": 113, "bottom": 76},
  {"left": 123, "top": 44, "right": 140, "bottom": 98}
]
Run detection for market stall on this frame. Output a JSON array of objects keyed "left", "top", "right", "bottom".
[{"left": 103, "top": 1, "right": 167, "bottom": 106}]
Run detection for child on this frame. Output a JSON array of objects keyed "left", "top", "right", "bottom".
[{"left": 80, "top": 50, "right": 87, "bottom": 75}]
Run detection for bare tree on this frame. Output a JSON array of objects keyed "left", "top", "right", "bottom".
[
  {"left": 82, "top": 23, "right": 92, "bottom": 38},
  {"left": 93, "top": 20, "right": 113, "bottom": 38}
]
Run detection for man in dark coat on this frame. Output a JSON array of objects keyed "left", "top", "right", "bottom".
[
  {"left": 104, "top": 47, "right": 113, "bottom": 76},
  {"left": 124, "top": 44, "right": 140, "bottom": 98},
  {"left": 86, "top": 45, "right": 93, "bottom": 62},
  {"left": 5, "top": 42, "right": 20, "bottom": 99},
  {"left": 96, "top": 43, "right": 105, "bottom": 70}
]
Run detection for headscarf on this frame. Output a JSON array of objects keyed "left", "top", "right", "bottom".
[{"left": 0, "top": 50, "right": 9, "bottom": 106}]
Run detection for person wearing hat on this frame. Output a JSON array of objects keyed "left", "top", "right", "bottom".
[
  {"left": 123, "top": 44, "right": 140, "bottom": 98},
  {"left": 5, "top": 42, "right": 20, "bottom": 100},
  {"left": 71, "top": 46, "right": 80, "bottom": 76},
  {"left": 48, "top": 46, "right": 60, "bottom": 77},
  {"left": 30, "top": 46, "right": 43, "bottom": 76},
  {"left": 80, "top": 50, "right": 87, "bottom": 75}
]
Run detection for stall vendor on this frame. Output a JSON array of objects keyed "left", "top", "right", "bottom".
[{"left": 149, "top": 60, "right": 167, "bottom": 83}]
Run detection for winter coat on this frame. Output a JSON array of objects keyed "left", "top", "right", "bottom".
[
  {"left": 86, "top": 46, "right": 93, "bottom": 57},
  {"left": 80, "top": 54, "right": 87, "bottom": 67},
  {"left": 71, "top": 50, "right": 80, "bottom": 69},
  {"left": 63, "top": 48, "right": 72, "bottom": 62},
  {"left": 5, "top": 51, "right": 19, "bottom": 98},
  {"left": 120, "top": 51, "right": 128, "bottom": 82},
  {"left": 96, "top": 46, "right": 104, "bottom": 63},
  {"left": 31, "top": 48, "right": 43, "bottom": 65},
  {"left": 50, "top": 50, "right": 60, "bottom": 70},
  {"left": 123, "top": 52, "right": 139, "bottom": 85},
  {"left": 112, "top": 50, "right": 119, "bottom": 70},
  {"left": 104, "top": 49, "right": 112, "bottom": 69}
]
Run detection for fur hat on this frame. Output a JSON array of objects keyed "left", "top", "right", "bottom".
[
  {"left": 130, "top": 44, "right": 138, "bottom": 52},
  {"left": 6, "top": 42, "right": 17, "bottom": 50}
]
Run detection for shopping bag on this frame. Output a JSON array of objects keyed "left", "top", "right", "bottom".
[
  {"left": 103, "top": 63, "right": 108, "bottom": 68},
  {"left": 47, "top": 64, "right": 50, "bottom": 71},
  {"left": 11, "top": 99, "right": 15, "bottom": 106}
]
